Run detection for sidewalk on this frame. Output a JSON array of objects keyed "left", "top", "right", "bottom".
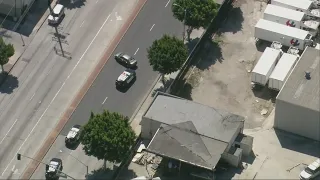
[{"left": 0, "top": 0, "right": 57, "bottom": 79}]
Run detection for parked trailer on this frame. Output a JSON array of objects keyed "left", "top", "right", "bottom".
[
  {"left": 263, "top": 4, "right": 319, "bottom": 36},
  {"left": 271, "top": 0, "right": 313, "bottom": 13},
  {"left": 268, "top": 53, "right": 299, "bottom": 90},
  {"left": 255, "top": 19, "right": 313, "bottom": 50},
  {"left": 251, "top": 47, "right": 282, "bottom": 86}
]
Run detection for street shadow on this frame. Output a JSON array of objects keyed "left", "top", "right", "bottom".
[
  {"left": 274, "top": 129, "right": 320, "bottom": 158},
  {"left": 193, "top": 39, "right": 223, "bottom": 71},
  {"left": 219, "top": 7, "right": 244, "bottom": 34},
  {"left": 0, "top": 73, "right": 19, "bottom": 94},
  {"left": 252, "top": 85, "right": 278, "bottom": 102},
  {"left": 114, "top": 166, "right": 138, "bottom": 180},
  {"left": 170, "top": 79, "right": 193, "bottom": 100},
  {"left": 59, "top": 0, "right": 87, "bottom": 9},
  {"left": 86, "top": 165, "right": 118, "bottom": 180},
  {"left": 0, "top": 0, "right": 48, "bottom": 36}
]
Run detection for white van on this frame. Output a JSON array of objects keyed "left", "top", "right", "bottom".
[{"left": 48, "top": 4, "right": 65, "bottom": 25}]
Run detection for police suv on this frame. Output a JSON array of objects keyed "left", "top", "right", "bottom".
[
  {"left": 115, "top": 69, "right": 136, "bottom": 88},
  {"left": 45, "top": 158, "right": 63, "bottom": 180},
  {"left": 65, "top": 125, "right": 81, "bottom": 146}
]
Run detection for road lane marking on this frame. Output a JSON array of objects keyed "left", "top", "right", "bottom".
[
  {"left": 134, "top": 48, "right": 139, "bottom": 55},
  {"left": 102, "top": 96, "right": 108, "bottom": 104},
  {"left": 150, "top": 24, "right": 155, "bottom": 31},
  {"left": 1, "top": 13, "right": 112, "bottom": 177},
  {"left": 0, "top": 118, "right": 18, "bottom": 145},
  {"left": 80, "top": 21, "right": 85, "bottom": 27},
  {"left": 165, "top": 0, "right": 171, "bottom": 7},
  {"left": 29, "top": 93, "right": 35, "bottom": 101}
]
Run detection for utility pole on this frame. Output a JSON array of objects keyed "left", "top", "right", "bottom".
[
  {"left": 17, "top": 153, "right": 76, "bottom": 180},
  {"left": 48, "top": 0, "right": 65, "bottom": 57}
]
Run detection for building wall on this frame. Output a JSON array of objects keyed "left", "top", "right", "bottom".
[
  {"left": 275, "top": 99, "right": 320, "bottom": 141},
  {"left": 221, "top": 148, "right": 242, "bottom": 167},
  {"left": 226, "top": 123, "right": 243, "bottom": 152}
]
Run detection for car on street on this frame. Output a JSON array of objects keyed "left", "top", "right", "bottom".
[
  {"left": 300, "top": 159, "right": 320, "bottom": 180},
  {"left": 115, "top": 69, "right": 136, "bottom": 88},
  {"left": 48, "top": 4, "right": 65, "bottom": 25},
  {"left": 45, "top": 158, "right": 63, "bottom": 180},
  {"left": 114, "top": 52, "right": 137, "bottom": 68},
  {"left": 65, "top": 125, "right": 81, "bottom": 147}
]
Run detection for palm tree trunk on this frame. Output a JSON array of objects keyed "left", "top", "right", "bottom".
[
  {"left": 1, "top": 65, "right": 3, "bottom": 73},
  {"left": 103, "top": 159, "right": 107, "bottom": 170},
  {"left": 161, "top": 74, "right": 166, "bottom": 86}
]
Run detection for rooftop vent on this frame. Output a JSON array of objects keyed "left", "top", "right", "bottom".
[{"left": 305, "top": 71, "right": 311, "bottom": 80}]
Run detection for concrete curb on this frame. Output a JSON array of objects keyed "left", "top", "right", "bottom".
[
  {"left": 20, "top": 0, "right": 149, "bottom": 179},
  {"left": 129, "top": 75, "right": 160, "bottom": 123}
]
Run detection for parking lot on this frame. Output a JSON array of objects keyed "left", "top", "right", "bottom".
[{"left": 175, "top": 0, "right": 320, "bottom": 179}]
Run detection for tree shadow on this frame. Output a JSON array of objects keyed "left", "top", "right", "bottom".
[
  {"left": 274, "top": 129, "right": 320, "bottom": 158},
  {"left": 114, "top": 166, "right": 138, "bottom": 180},
  {"left": 86, "top": 164, "right": 119, "bottom": 180},
  {"left": 193, "top": 38, "right": 223, "bottom": 71},
  {"left": 170, "top": 78, "right": 193, "bottom": 100},
  {"left": 252, "top": 85, "right": 278, "bottom": 102},
  {"left": 186, "top": 37, "right": 200, "bottom": 53},
  {"left": 59, "top": 0, "right": 87, "bottom": 10},
  {"left": 219, "top": 7, "right": 244, "bottom": 34},
  {"left": 0, "top": 73, "right": 19, "bottom": 94},
  {"left": 0, "top": 29, "right": 12, "bottom": 38}
]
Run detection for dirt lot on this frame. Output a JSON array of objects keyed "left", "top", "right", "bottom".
[
  {"left": 173, "top": 0, "right": 320, "bottom": 179},
  {"left": 174, "top": 0, "right": 278, "bottom": 129}
]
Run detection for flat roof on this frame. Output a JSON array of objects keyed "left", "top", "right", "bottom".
[
  {"left": 271, "top": 0, "right": 312, "bottom": 11},
  {"left": 269, "top": 53, "right": 298, "bottom": 81},
  {"left": 252, "top": 47, "right": 281, "bottom": 75},
  {"left": 277, "top": 47, "right": 320, "bottom": 112},
  {"left": 255, "top": 19, "right": 309, "bottom": 40},
  {"left": 264, "top": 4, "right": 305, "bottom": 22},
  {"left": 144, "top": 93, "right": 245, "bottom": 143}
]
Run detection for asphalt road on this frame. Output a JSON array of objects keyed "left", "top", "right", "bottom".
[
  {"left": 0, "top": 0, "right": 140, "bottom": 179},
  {"left": 30, "top": 0, "right": 183, "bottom": 179}
]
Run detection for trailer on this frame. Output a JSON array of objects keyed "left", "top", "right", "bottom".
[
  {"left": 268, "top": 52, "right": 299, "bottom": 91},
  {"left": 271, "top": 0, "right": 313, "bottom": 13},
  {"left": 263, "top": 4, "right": 319, "bottom": 36},
  {"left": 255, "top": 19, "right": 313, "bottom": 50},
  {"left": 251, "top": 47, "right": 282, "bottom": 86}
]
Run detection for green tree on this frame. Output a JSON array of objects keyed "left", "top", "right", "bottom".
[
  {"left": 80, "top": 110, "right": 136, "bottom": 167},
  {"left": 148, "top": 34, "right": 188, "bottom": 84},
  {"left": 0, "top": 37, "right": 14, "bottom": 73},
  {"left": 172, "top": 0, "right": 219, "bottom": 41}
]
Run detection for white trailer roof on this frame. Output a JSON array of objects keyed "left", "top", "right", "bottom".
[
  {"left": 252, "top": 47, "right": 281, "bottom": 76},
  {"left": 269, "top": 53, "right": 298, "bottom": 81},
  {"left": 264, "top": 4, "right": 305, "bottom": 22},
  {"left": 255, "top": 19, "right": 309, "bottom": 40},
  {"left": 272, "top": 0, "right": 312, "bottom": 11}
]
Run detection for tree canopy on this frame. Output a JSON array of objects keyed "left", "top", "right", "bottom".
[
  {"left": 80, "top": 110, "right": 136, "bottom": 163},
  {"left": 0, "top": 37, "right": 14, "bottom": 72},
  {"left": 172, "top": 0, "right": 219, "bottom": 38},
  {"left": 148, "top": 34, "right": 188, "bottom": 78}
]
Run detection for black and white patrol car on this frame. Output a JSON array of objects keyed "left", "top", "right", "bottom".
[
  {"left": 115, "top": 69, "right": 136, "bottom": 88},
  {"left": 45, "top": 158, "right": 63, "bottom": 180},
  {"left": 114, "top": 52, "right": 137, "bottom": 68},
  {"left": 65, "top": 125, "right": 81, "bottom": 146}
]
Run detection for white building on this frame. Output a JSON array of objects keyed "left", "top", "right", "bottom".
[{"left": 275, "top": 47, "right": 320, "bottom": 141}]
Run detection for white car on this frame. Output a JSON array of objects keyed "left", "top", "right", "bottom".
[
  {"left": 48, "top": 4, "right": 65, "bottom": 24},
  {"left": 300, "top": 159, "right": 320, "bottom": 180}
]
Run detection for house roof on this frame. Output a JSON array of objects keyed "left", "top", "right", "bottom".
[
  {"left": 143, "top": 93, "right": 245, "bottom": 170},
  {"left": 276, "top": 47, "right": 320, "bottom": 112}
]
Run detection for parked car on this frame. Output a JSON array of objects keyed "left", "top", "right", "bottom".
[
  {"left": 115, "top": 52, "right": 137, "bottom": 68},
  {"left": 300, "top": 159, "right": 320, "bottom": 179},
  {"left": 48, "top": 4, "right": 65, "bottom": 25},
  {"left": 65, "top": 125, "right": 81, "bottom": 147},
  {"left": 45, "top": 158, "right": 63, "bottom": 180}
]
